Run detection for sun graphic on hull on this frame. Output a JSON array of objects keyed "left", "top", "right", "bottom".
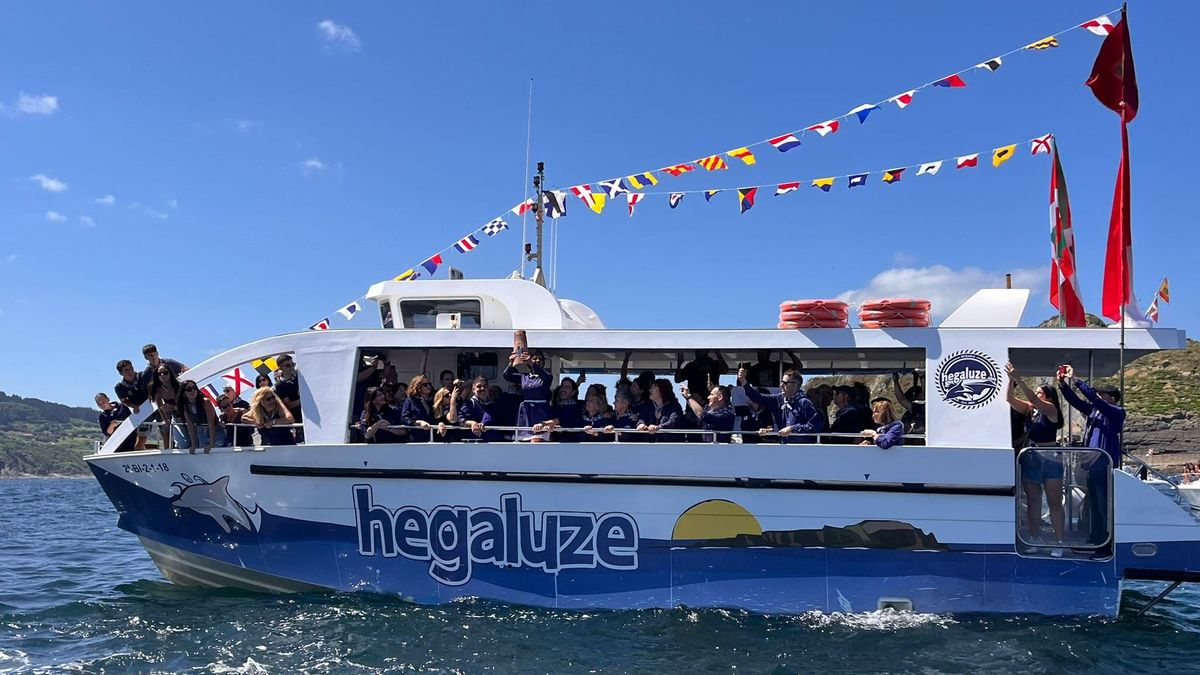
[{"left": 672, "top": 499, "right": 764, "bottom": 540}]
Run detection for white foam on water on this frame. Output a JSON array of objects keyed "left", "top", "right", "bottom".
[
  {"left": 210, "top": 656, "right": 270, "bottom": 674},
  {"left": 797, "top": 608, "right": 957, "bottom": 630}
]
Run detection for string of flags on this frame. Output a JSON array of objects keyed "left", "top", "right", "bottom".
[
  {"left": 625, "top": 133, "right": 1054, "bottom": 215},
  {"left": 548, "top": 10, "right": 1118, "bottom": 199},
  {"left": 300, "top": 11, "right": 1121, "bottom": 332},
  {"left": 1145, "top": 277, "right": 1170, "bottom": 323}
]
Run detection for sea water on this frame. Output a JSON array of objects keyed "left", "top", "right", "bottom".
[{"left": 1, "top": 479, "right": 1198, "bottom": 674}]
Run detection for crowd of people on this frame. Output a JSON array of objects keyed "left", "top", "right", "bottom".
[
  {"left": 348, "top": 347, "right": 926, "bottom": 448},
  {"left": 98, "top": 344, "right": 302, "bottom": 453}
]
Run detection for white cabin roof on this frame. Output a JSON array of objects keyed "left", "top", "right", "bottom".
[{"left": 365, "top": 278, "right": 605, "bottom": 330}]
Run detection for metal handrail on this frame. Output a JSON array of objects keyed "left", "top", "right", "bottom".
[{"left": 354, "top": 421, "right": 927, "bottom": 444}]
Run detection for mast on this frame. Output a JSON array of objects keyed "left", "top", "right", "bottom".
[{"left": 528, "top": 161, "right": 547, "bottom": 287}]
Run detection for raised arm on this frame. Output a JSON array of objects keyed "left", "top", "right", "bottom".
[
  {"left": 674, "top": 352, "right": 689, "bottom": 384},
  {"left": 1006, "top": 363, "right": 1056, "bottom": 421},
  {"left": 892, "top": 373, "right": 913, "bottom": 413},
  {"left": 1075, "top": 379, "right": 1126, "bottom": 422}
]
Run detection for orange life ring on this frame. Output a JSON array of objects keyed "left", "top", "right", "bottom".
[
  {"left": 778, "top": 319, "right": 849, "bottom": 329},
  {"left": 859, "top": 317, "right": 932, "bottom": 329},
  {"left": 779, "top": 299, "right": 849, "bottom": 313},
  {"left": 860, "top": 298, "right": 932, "bottom": 312},
  {"left": 780, "top": 308, "right": 849, "bottom": 322},
  {"left": 858, "top": 308, "right": 931, "bottom": 321}
]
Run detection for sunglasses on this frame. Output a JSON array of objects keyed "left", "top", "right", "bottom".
[
  {"left": 184, "top": 387, "right": 198, "bottom": 392},
  {"left": 158, "top": 371, "right": 171, "bottom": 376},
  {"left": 263, "top": 397, "right": 276, "bottom": 404},
  {"left": 280, "top": 361, "right": 293, "bottom": 367}
]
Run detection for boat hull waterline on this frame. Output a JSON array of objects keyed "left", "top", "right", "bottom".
[{"left": 88, "top": 444, "right": 1200, "bottom": 617}]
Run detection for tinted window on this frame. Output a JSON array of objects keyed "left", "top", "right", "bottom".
[{"left": 400, "top": 299, "right": 481, "bottom": 329}]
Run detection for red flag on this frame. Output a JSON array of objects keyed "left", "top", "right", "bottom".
[
  {"left": 1101, "top": 122, "right": 1133, "bottom": 322},
  {"left": 1086, "top": 13, "right": 1138, "bottom": 122},
  {"left": 1049, "top": 140, "right": 1086, "bottom": 327}
]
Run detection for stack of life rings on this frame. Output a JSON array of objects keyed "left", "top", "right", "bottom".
[
  {"left": 857, "top": 298, "right": 932, "bottom": 328},
  {"left": 778, "top": 300, "right": 849, "bottom": 329}
]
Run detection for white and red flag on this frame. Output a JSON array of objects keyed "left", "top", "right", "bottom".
[
  {"left": 774, "top": 182, "right": 801, "bottom": 196},
  {"left": 222, "top": 366, "right": 256, "bottom": 396},
  {"left": 1049, "top": 139, "right": 1087, "bottom": 327},
  {"left": 626, "top": 193, "right": 644, "bottom": 217},
  {"left": 1081, "top": 16, "right": 1115, "bottom": 36},
  {"left": 1145, "top": 297, "right": 1159, "bottom": 323},
  {"left": 889, "top": 90, "right": 916, "bottom": 109},
  {"left": 805, "top": 120, "right": 839, "bottom": 137},
  {"left": 955, "top": 154, "right": 979, "bottom": 169}
]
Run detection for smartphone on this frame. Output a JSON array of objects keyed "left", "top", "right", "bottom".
[{"left": 1057, "top": 365, "right": 1069, "bottom": 377}]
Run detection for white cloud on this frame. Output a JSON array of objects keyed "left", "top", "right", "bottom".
[
  {"left": 891, "top": 251, "right": 917, "bottom": 266},
  {"left": 129, "top": 202, "right": 169, "bottom": 220},
  {"left": 30, "top": 174, "right": 68, "bottom": 192},
  {"left": 78, "top": 215, "right": 95, "bottom": 227},
  {"left": 95, "top": 194, "right": 115, "bottom": 205},
  {"left": 3, "top": 254, "right": 18, "bottom": 264},
  {"left": 836, "top": 264, "right": 1045, "bottom": 319},
  {"left": 167, "top": 199, "right": 178, "bottom": 209},
  {"left": 317, "top": 19, "right": 361, "bottom": 51},
  {"left": 234, "top": 119, "right": 261, "bottom": 133},
  {"left": 45, "top": 211, "right": 67, "bottom": 223},
  {"left": 301, "top": 157, "right": 328, "bottom": 175},
  {"left": 2, "top": 92, "right": 58, "bottom": 116}
]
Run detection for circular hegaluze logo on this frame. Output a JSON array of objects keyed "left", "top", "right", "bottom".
[{"left": 935, "top": 350, "right": 1001, "bottom": 410}]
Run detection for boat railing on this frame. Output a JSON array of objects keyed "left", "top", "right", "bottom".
[
  {"left": 355, "top": 423, "right": 926, "bottom": 445},
  {"left": 1122, "top": 452, "right": 1189, "bottom": 508}
]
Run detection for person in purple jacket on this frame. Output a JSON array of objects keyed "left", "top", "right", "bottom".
[
  {"left": 682, "top": 384, "right": 735, "bottom": 443},
  {"left": 737, "top": 367, "right": 823, "bottom": 444},
  {"left": 1058, "top": 365, "right": 1125, "bottom": 546},
  {"left": 637, "top": 378, "right": 685, "bottom": 441},
  {"left": 502, "top": 350, "right": 553, "bottom": 441},
  {"left": 860, "top": 399, "right": 904, "bottom": 449},
  {"left": 452, "top": 376, "right": 498, "bottom": 442}
]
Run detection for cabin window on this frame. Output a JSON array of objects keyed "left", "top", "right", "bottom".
[
  {"left": 379, "top": 301, "right": 394, "bottom": 329},
  {"left": 342, "top": 347, "right": 927, "bottom": 445},
  {"left": 399, "top": 299, "right": 481, "bottom": 329},
  {"left": 1015, "top": 447, "right": 1112, "bottom": 559}
]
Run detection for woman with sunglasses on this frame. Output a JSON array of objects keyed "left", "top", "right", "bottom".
[
  {"left": 401, "top": 374, "right": 446, "bottom": 440},
  {"left": 178, "top": 379, "right": 224, "bottom": 453},
  {"left": 243, "top": 387, "right": 296, "bottom": 445},
  {"left": 148, "top": 365, "right": 184, "bottom": 449},
  {"left": 360, "top": 385, "right": 407, "bottom": 444}
]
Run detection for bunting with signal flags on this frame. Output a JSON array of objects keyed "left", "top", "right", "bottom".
[
  {"left": 311, "top": 14, "right": 1122, "bottom": 335},
  {"left": 551, "top": 11, "right": 1115, "bottom": 199}
]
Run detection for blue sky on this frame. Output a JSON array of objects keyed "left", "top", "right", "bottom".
[{"left": 1, "top": 2, "right": 1194, "bottom": 408}]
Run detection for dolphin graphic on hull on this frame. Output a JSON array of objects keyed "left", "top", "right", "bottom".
[{"left": 171, "top": 475, "right": 261, "bottom": 533}]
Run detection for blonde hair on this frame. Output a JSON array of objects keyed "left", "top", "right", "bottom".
[
  {"left": 872, "top": 400, "right": 896, "bottom": 425},
  {"left": 245, "top": 386, "right": 280, "bottom": 424},
  {"left": 432, "top": 386, "right": 453, "bottom": 421}
]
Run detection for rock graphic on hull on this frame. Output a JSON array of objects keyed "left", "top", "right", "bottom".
[{"left": 171, "top": 474, "right": 260, "bottom": 533}]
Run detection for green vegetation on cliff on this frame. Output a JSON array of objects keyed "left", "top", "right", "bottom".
[
  {"left": 1097, "top": 339, "right": 1200, "bottom": 416},
  {"left": 0, "top": 392, "right": 97, "bottom": 476}
]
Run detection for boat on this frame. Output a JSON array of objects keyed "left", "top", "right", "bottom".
[{"left": 85, "top": 274, "right": 1200, "bottom": 616}]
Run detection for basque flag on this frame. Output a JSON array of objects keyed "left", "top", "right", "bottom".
[{"left": 454, "top": 235, "right": 479, "bottom": 253}]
